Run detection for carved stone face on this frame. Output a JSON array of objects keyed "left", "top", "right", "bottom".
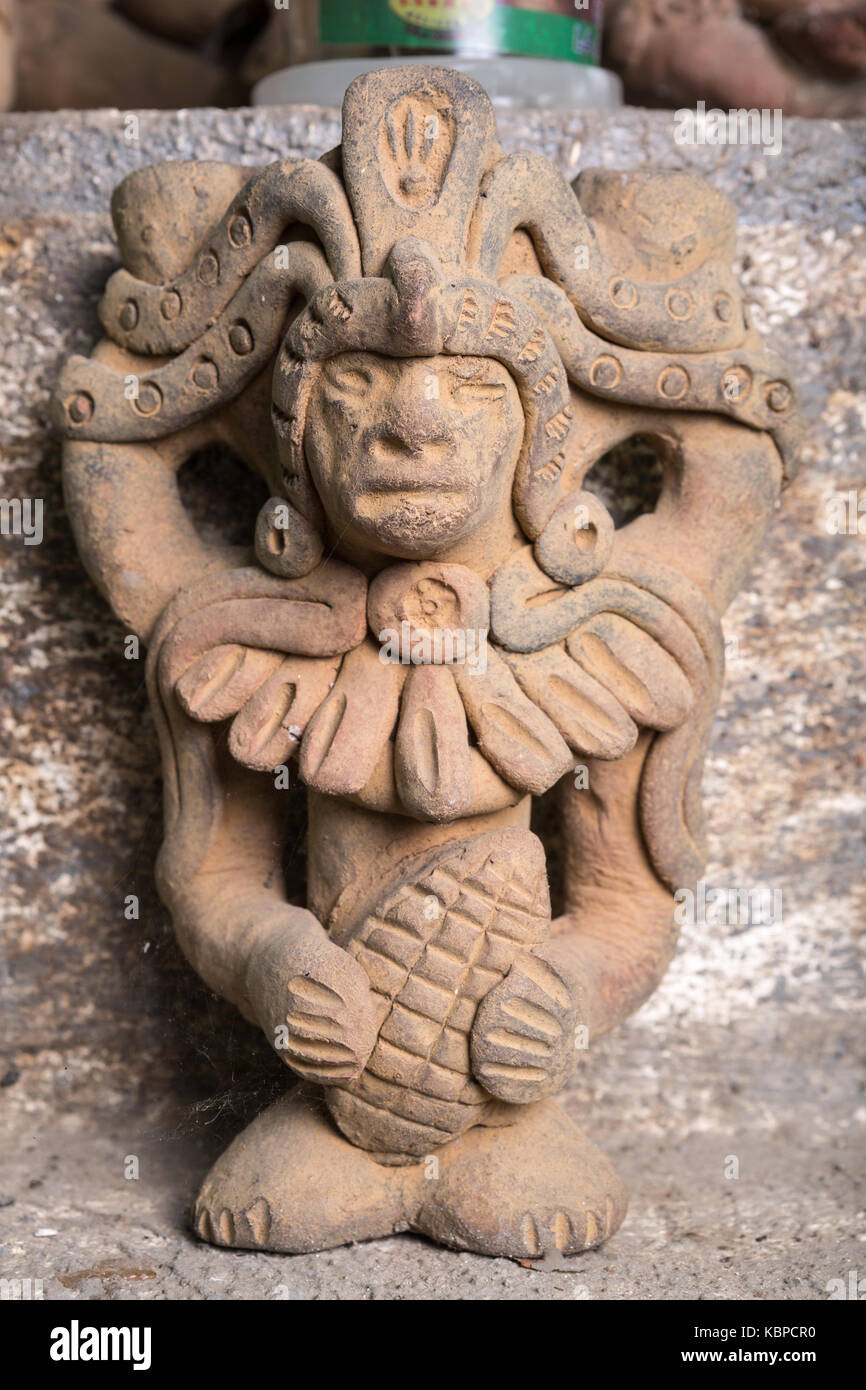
[{"left": 303, "top": 352, "right": 524, "bottom": 560}]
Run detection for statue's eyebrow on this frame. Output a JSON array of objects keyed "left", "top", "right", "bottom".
[
  {"left": 323, "top": 356, "right": 374, "bottom": 380},
  {"left": 449, "top": 362, "right": 498, "bottom": 380}
]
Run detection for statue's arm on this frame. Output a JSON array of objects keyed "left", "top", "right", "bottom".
[
  {"left": 158, "top": 749, "right": 379, "bottom": 1085},
  {"left": 142, "top": 560, "right": 377, "bottom": 1085},
  {"left": 546, "top": 414, "right": 786, "bottom": 1039},
  {"left": 474, "top": 413, "right": 786, "bottom": 1090},
  {"left": 63, "top": 429, "right": 240, "bottom": 642},
  {"left": 545, "top": 735, "right": 679, "bottom": 1041},
  {"left": 63, "top": 407, "right": 378, "bottom": 1084}
]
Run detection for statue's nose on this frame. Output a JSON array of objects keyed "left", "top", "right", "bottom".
[{"left": 368, "top": 410, "right": 452, "bottom": 462}]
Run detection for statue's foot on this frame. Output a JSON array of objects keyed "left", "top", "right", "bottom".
[
  {"left": 412, "top": 1099, "right": 627, "bottom": 1259},
  {"left": 193, "top": 1084, "right": 412, "bottom": 1253},
  {"left": 194, "top": 1086, "right": 626, "bottom": 1260}
]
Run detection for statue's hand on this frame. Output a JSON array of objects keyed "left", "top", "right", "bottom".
[
  {"left": 470, "top": 944, "right": 580, "bottom": 1104},
  {"left": 245, "top": 916, "right": 379, "bottom": 1085}
]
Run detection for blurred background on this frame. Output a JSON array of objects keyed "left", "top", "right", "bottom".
[{"left": 1, "top": 0, "right": 865, "bottom": 117}]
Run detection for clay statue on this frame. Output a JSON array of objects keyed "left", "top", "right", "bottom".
[
  {"left": 604, "top": 0, "right": 866, "bottom": 118},
  {"left": 57, "top": 65, "right": 802, "bottom": 1260}
]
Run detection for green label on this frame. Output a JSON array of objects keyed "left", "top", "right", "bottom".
[{"left": 320, "top": 1, "right": 602, "bottom": 66}]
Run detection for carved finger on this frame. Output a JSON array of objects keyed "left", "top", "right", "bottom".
[
  {"left": 502, "top": 644, "right": 638, "bottom": 761},
  {"left": 300, "top": 640, "right": 404, "bottom": 797},
  {"left": 282, "top": 1007, "right": 343, "bottom": 1036},
  {"left": 568, "top": 613, "right": 695, "bottom": 731},
  {"left": 282, "top": 1040, "right": 365, "bottom": 1084},
  {"left": 175, "top": 644, "right": 282, "bottom": 722},
  {"left": 395, "top": 665, "right": 473, "bottom": 821},
  {"left": 227, "top": 654, "right": 340, "bottom": 771},
  {"left": 471, "top": 952, "right": 577, "bottom": 1103},
  {"left": 452, "top": 647, "right": 573, "bottom": 796}
]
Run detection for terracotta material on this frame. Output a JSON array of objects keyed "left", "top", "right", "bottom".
[
  {"left": 15, "top": 1, "right": 244, "bottom": 111},
  {"left": 605, "top": 0, "right": 866, "bottom": 117},
  {"left": 0, "top": 0, "right": 15, "bottom": 111},
  {"left": 57, "top": 65, "right": 802, "bottom": 1260},
  {"left": 116, "top": 0, "right": 244, "bottom": 46}
]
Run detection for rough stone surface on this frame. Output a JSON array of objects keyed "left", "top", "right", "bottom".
[{"left": 1, "top": 104, "right": 864, "bottom": 1298}]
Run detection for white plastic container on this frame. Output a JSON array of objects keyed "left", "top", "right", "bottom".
[{"left": 253, "top": 1, "right": 622, "bottom": 110}]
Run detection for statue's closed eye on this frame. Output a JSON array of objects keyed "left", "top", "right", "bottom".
[
  {"left": 326, "top": 365, "right": 373, "bottom": 396},
  {"left": 452, "top": 379, "right": 507, "bottom": 404}
]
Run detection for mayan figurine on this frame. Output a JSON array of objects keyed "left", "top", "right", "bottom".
[{"left": 57, "top": 66, "right": 801, "bottom": 1260}]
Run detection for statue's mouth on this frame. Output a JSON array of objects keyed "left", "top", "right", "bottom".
[
  {"left": 360, "top": 474, "right": 464, "bottom": 496},
  {"left": 355, "top": 487, "right": 469, "bottom": 521}
]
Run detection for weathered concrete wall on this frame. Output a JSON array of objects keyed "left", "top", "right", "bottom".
[{"left": 0, "top": 104, "right": 863, "bottom": 1299}]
